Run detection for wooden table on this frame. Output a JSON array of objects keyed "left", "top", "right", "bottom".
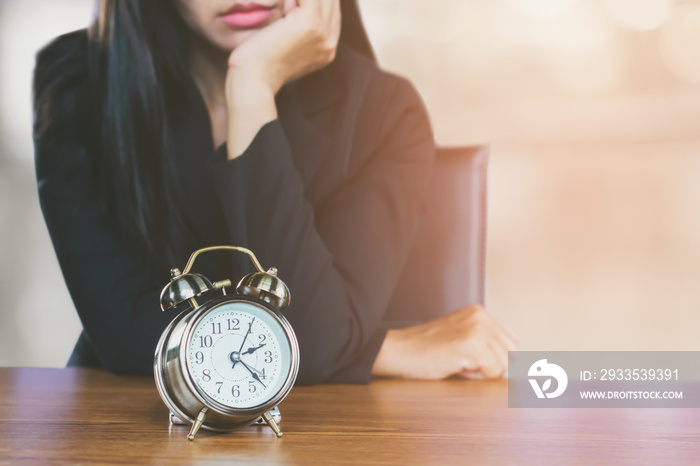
[{"left": 1, "top": 368, "right": 698, "bottom": 464}]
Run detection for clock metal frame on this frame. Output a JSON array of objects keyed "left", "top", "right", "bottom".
[{"left": 154, "top": 294, "right": 299, "bottom": 433}]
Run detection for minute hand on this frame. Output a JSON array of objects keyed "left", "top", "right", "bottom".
[
  {"left": 232, "top": 318, "right": 255, "bottom": 369},
  {"left": 239, "top": 360, "right": 267, "bottom": 389}
]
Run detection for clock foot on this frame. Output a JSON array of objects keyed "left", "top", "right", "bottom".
[
  {"left": 187, "top": 407, "right": 209, "bottom": 441},
  {"left": 261, "top": 410, "right": 283, "bottom": 437},
  {"left": 254, "top": 405, "right": 281, "bottom": 424}
]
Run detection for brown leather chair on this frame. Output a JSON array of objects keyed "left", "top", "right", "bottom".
[{"left": 383, "top": 146, "right": 489, "bottom": 327}]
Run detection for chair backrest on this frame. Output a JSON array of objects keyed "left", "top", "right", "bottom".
[{"left": 382, "top": 145, "right": 489, "bottom": 328}]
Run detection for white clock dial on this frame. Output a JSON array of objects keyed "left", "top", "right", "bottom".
[{"left": 186, "top": 300, "right": 292, "bottom": 409}]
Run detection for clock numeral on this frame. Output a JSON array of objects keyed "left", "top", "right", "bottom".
[
  {"left": 211, "top": 322, "right": 222, "bottom": 334},
  {"left": 259, "top": 368, "right": 266, "bottom": 380},
  {"left": 258, "top": 334, "right": 266, "bottom": 344},
  {"left": 264, "top": 351, "right": 273, "bottom": 364},
  {"left": 199, "top": 335, "right": 213, "bottom": 348},
  {"left": 227, "top": 318, "right": 240, "bottom": 331},
  {"left": 216, "top": 381, "right": 223, "bottom": 394},
  {"left": 232, "top": 385, "right": 240, "bottom": 397},
  {"left": 249, "top": 380, "right": 257, "bottom": 393},
  {"left": 202, "top": 369, "right": 211, "bottom": 382},
  {"left": 195, "top": 351, "right": 204, "bottom": 364}
]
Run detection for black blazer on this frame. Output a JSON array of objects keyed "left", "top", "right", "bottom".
[{"left": 33, "top": 30, "right": 435, "bottom": 384}]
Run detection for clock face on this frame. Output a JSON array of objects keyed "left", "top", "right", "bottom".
[{"left": 185, "top": 300, "right": 293, "bottom": 410}]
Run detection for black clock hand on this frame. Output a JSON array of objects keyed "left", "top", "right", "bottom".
[
  {"left": 239, "top": 360, "right": 267, "bottom": 389},
  {"left": 238, "top": 318, "right": 255, "bottom": 352},
  {"left": 243, "top": 343, "right": 266, "bottom": 355},
  {"left": 231, "top": 317, "right": 255, "bottom": 369},
  {"left": 239, "top": 359, "right": 265, "bottom": 377}
]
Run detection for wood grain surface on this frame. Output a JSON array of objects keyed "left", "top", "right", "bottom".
[{"left": 1, "top": 368, "right": 698, "bottom": 465}]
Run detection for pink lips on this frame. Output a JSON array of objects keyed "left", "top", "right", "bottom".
[{"left": 220, "top": 3, "right": 274, "bottom": 28}]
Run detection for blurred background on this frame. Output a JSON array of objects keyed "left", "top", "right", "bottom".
[{"left": 1, "top": 0, "right": 699, "bottom": 367}]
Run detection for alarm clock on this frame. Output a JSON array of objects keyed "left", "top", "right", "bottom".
[{"left": 154, "top": 245, "right": 299, "bottom": 441}]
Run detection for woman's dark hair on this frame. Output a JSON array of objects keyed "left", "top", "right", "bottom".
[
  {"left": 88, "top": 0, "right": 196, "bottom": 267},
  {"left": 36, "top": 0, "right": 375, "bottom": 268},
  {"left": 340, "top": 0, "right": 375, "bottom": 61}
]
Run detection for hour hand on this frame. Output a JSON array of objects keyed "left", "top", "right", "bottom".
[
  {"left": 229, "top": 351, "right": 241, "bottom": 369},
  {"left": 243, "top": 343, "right": 266, "bottom": 355}
]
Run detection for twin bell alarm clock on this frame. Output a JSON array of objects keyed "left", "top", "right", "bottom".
[{"left": 153, "top": 245, "right": 299, "bottom": 440}]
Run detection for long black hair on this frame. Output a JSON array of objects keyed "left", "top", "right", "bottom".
[
  {"left": 35, "top": 0, "right": 375, "bottom": 268},
  {"left": 88, "top": 0, "right": 196, "bottom": 267}
]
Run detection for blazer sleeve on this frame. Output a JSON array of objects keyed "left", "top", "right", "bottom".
[
  {"left": 208, "top": 77, "right": 435, "bottom": 384},
  {"left": 35, "top": 136, "right": 175, "bottom": 374}
]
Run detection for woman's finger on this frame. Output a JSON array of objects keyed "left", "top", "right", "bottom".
[
  {"left": 324, "top": 0, "right": 340, "bottom": 21},
  {"left": 492, "top": 322, "right": 518, "bottom": 355},
  {"left": 296, "top": 0, "right": 322, "bottom": 15},
  {"left": 500, "top": 325, "right": 519, "bottom": 353},
  {"left": 460, "top": 369, "right": 485, "bottom": 380},
  {"left": 482, "top": 310, "right": 518, "bottom": 353},
  {"left": 488, "top": 337, "right": 509, "bottom": 377},
  {"left": 283, "top": 0, "right": 298, "bottom": 16},
  {"left": 499, "top": 322, "right": 518, "bottom": 349},
  {"left": 328, "top": 0, "right": 341, "bottom": 38},
  {"left": 474, "top": 326, "right": 508, "bottom": 378}
]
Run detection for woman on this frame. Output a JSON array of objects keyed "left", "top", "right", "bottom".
[{"left": 33, "top": 0, "right": 516, "bottom": 384}]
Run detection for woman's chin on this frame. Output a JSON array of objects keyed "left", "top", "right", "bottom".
[{"left": 209, "top": 28, "right": 263, "bottom": 52}]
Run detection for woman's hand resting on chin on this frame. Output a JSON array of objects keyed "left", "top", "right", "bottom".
[
  {"left": 225, "top": 0, "right": 341, "bottom": 159},
  {"left": 372, "top": 305, "right": 518, "bottom": 380},
  {"left": 228, "top": 0, "right": 340, "bottom": 94}
]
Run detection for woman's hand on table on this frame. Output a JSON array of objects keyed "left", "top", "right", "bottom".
[
  {"left": 372, "top": 305, "right": 518, "bottom": 380},
  {"left": 225, "top": 0, "right": 341, "bottom": 159}
]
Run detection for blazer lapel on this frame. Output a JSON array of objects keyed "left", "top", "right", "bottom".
[{"left": 276, "top": 59, "right": 343, "bottom": 187}]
